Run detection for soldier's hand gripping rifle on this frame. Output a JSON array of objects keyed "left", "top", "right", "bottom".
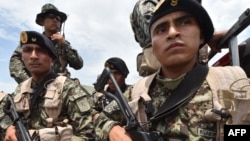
[
  {"left": 94, "top": 67, "right": 163, "bottom": 141},
  {"left": 4, "top": 94, "right": 32, "bottom": 141}
]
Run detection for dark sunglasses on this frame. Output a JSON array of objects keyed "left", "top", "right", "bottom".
[{"left": 45, "top": 14, "right": 61, "bottom": 22}]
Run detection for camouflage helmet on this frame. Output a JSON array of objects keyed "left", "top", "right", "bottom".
[
  {"left": 130, "top": 0, "right": 158, "bottom": 48},
  {"left": 35, "top": 3, "right": 67, "bottom": 26}
]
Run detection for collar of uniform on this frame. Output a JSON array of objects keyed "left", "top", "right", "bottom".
[{"left": 156, "top": 71, "right": 186, "bottom": 90}]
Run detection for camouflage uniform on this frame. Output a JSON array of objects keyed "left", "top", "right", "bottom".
[
  {"left": 0, "top": 77, "right": 94, "bottom": 140},
  {"left": 2, "top": 31, "right": 94, "bottom": 140},
  {"left": 0, "top": 91, "right": 9, "bottom": 141},
  {"left": 130, "top": 0, "right": 161, "bottom": 77},
  {"left": 9, "top": 3, "right": 83, "bottom": 84},
  {"left": 131, "top": 0, "right": 209, "bottom": 77},
  {"left": 9, "top": 41, "right": 83, "bottom": 83},
  {"left": 94, "top": 0, "right": 218, "bottom": 140},
  {"left": 94, "top": 72, "right": 217, "bottom": 141},
  {"left": 92, "top": 84, "right": 132, "bottom": 113},
  {"left": 93, "top": 57, "right": 131, "bottom": 113}
]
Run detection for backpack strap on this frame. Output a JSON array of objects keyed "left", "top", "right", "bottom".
[
  {"left": 131, "top": 64, "right": 208, "bottom": 124},
  {"left": 30, "top": 73, "right": 58, "bottom": 110},
  {"left": 20, "top": 78, "right": 33, "bottom": 94},
  {"left": 151, "top": 63, "right": 208, "bottom": 121},
  {"left": 129, "top": 72, "right": 156, "bottom": 128},
  {"left": 131, "top": 73, "right": 156, "bottom": 101}
]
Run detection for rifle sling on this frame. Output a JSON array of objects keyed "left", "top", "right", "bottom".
[
  {"left": 30, "top": 73, "right": 58, "bottom": 111},
  {"left": 150, "top": 64, "right": 208, "bottom": 121}
]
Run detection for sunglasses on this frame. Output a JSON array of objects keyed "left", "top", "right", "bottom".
[{"left": 45, "top": 14, "right": 61, "bottom": 22}]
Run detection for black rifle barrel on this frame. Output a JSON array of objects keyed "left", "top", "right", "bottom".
[
  {"left": 94, "top": 67, "right": 163, "bottom": 141},
  {"left": 95, "top": 68, "right": 139, "bottom": 130},
  {"left": 6, "top": 94, "right": 32, "bottom": 141}
]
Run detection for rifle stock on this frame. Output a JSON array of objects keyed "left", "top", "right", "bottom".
[
  {"left": 94, "top": 67, "right": 162, "bottom": 141},
  {"left": 4, "top": 94, "right": 32, "bottom": 141}
]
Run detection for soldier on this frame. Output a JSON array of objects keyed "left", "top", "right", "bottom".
[
  {"left": 2, "top": 31, "right": 94, "bottom": 140},
  {"left": 92, "top": 57, "right": 132, "bottom": 120},
  {"left": 9, "top": 3, "right": 83, "bottom": 84},
  {"left": 130, "top": 0, "right": 227, "bottom": 77},
  {"left": 94, "top": 0, "right": 232, "bottom": 140},
  {"left": 130, "top": 0, "right": 161, "bottom": 76}
]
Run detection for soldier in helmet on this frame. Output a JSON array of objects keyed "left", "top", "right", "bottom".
[
  {"left": 9, "top": 3, "right": 83, "bottom": 84},
  {"left": 2, "top": 31, "right": 94, "bottom": 140}
]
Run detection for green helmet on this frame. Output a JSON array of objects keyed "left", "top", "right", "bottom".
[{"left": 35, "top": 3, "right": 67, "bottom": 26}]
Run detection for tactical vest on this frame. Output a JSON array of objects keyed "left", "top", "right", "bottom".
[
  {"left": 130, "top": 66, "right": 248, "bottom": 140},
  {"left": 14, "top": 75, "right": 67, "bottom": 126},
  {"left": 14, "top": 76, "right": 74, "bottom": 141}
]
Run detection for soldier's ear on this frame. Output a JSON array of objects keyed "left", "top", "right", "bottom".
[
  {"left": 41, "top": 19, "right": 45, "bottom": 26},
  {"left": 51, "top": 62, "right": 54, "bottom": 67},
  {"left": 200, "top": 34, "right": 205, "bottom": 46}
]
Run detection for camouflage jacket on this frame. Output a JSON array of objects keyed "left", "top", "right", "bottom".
[
  {"left": 9, "top": 39, "right": 83, "bottom": 84},
  {"left": 0, "top": 77, "right": 94, "bottom": 140},
  {"left": 92, "top": 84, "right": 132, "bottom": 113},
  {"left": 94, "top": 72, "right": 217, "bottom": 141},
  {"left": 0, "top": 91, "right": 8, "bottom": 141}
]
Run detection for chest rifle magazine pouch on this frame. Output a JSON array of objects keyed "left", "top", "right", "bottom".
[
  {"left": 14, "top": 92, "right": 30, "bottom": 117},
  {"left": 44, "top": 80, "right": 63, "bottom": 121},
  {"left": 39, "top": 124, "right": 73, "bottom": 141}
]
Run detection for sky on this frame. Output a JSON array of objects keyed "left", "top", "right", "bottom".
[{"left": 0, "top": 0, "right": 250, "bottom": 93}]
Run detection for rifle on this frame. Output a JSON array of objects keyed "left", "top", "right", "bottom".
[
  {"left": 4, "top": 94, "right": 32, "bottom": 141},
  {"left": 208, "top": 8, "right": 250, "bottom": 65},
  {"left": 94, "top": 67, "right": 163, "bottom": 141}
]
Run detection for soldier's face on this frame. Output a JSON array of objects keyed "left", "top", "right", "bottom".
[
  {"left": 107, "top": 70, "right": 125, "bottom": 92},
  {"left": 43, "top": 13, "right": 61, "bottom": 33},
  {"left": 22, "top": 44, "right": 54, "bottom": 77},
  {"left": 150, "top": 11, "right": 204, "bottom": 69}
]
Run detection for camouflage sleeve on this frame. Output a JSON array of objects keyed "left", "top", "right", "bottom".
[
  {"left": 94, "top": 99, "right": 127, "bottom": 140},
  {"left": 0, "top": 91, "right": 18, "bottom": 131},
  {"left": 61, "top": 40, "right": 83, "bottom": 70},
  {"left": 92, "top": 91, "right": 105, "bottom": 112},
  {"left": 9, "top": 45, "right": 30, "bottom": 84},
  {"left": 63, "top": 79, "right": 94, "bottom": 140},
  {"left": 94, "top": 112, "right": 121, "bottom": 141},
  {"left": 93, "top": 86, "right": 133, "bottom": 140}
]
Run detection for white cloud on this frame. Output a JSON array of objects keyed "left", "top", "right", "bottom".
[{"left": 0, "top": 0, "right": 249, "bottom": 93}]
